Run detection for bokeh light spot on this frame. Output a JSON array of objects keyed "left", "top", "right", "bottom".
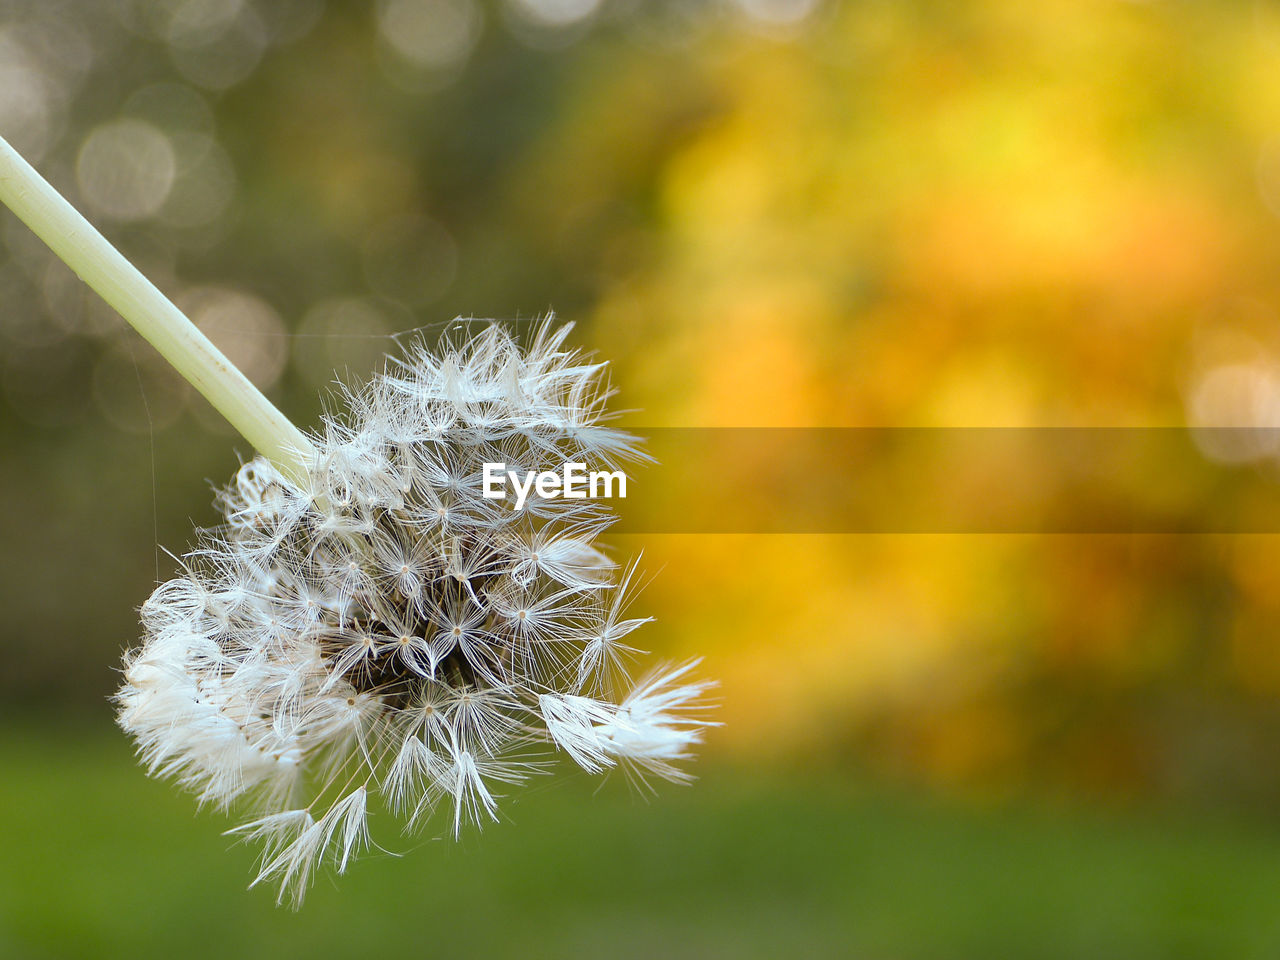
[
  {"left": 1189, "top": 362, "right": 1280, "bottom": 462},
  {"left": 294, "top": 298, "right": 391, "bottom": 387},
  {"left": 165, "top": 0, "right": 267, "bottom": 90},
  {"left": 0, "top": 30, "right": 59, "bottom": 162},
  {"left": 161, "top": 133, "right": 238, "bottom": 228},
  {"left": 0, "top": 264, "right": 62, "bottom": 349},
  {"left": 377, "top": 0, "right": 482, "bottom": 70},
  {"left": 76, "top": 119, "right": 176, "bottom": 221},
  {"left": 257, "top": 0, "right": 326, "bottom": 46},
  {"left": 177, "top": 286, "right": 288, "bottom": 390},
  {"left": 505, "top": 0, "right": 600, "bottom": 29},
  {"left": 166, "top": 0, "right": 245, "bottom": 45},
  {"left": 735, "top": 0, "right": 823, "bottom": 27}
]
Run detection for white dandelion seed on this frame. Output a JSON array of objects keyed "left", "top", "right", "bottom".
[{"left": 113, "top": 321, "right": 718, "bottom": 906}]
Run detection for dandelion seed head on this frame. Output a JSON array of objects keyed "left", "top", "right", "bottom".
[{"left": 115, "top": 320, "right": 715, "bottom": 906}]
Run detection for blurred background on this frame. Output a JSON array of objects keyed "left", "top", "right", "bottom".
[{"left": 6, "top": 0, "right": 1280, "bottom": 956}]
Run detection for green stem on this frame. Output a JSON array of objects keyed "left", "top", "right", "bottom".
[{"left": 0, "top": 133, "right": 315, "bottom": 487}]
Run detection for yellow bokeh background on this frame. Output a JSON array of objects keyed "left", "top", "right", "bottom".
[{"left": 6, "top": 0, "right": 1280, "bottom": 803}]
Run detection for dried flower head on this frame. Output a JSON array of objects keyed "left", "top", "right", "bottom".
[{"left": 115, "top": 321, "right": 715, "bottom": 905}]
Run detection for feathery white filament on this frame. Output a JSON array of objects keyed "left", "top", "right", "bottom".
[{"left": 116, "top": 321, "right": 716, "bottom": 906}]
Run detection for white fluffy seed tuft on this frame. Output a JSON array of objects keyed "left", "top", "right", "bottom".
[{"left": 115, "top": 320, "right": 716, "bottom": 906}]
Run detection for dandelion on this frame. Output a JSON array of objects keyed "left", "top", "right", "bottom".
[
  {"left": 0, "top": 134, "right": 717, "bottom": 906},
  {"left": 114, "top": 323, "right": 716, "bottom": 904}
]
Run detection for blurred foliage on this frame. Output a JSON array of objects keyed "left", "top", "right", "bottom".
[{"left": 6, "top": 0, "right": 1280, "bottom": 815}]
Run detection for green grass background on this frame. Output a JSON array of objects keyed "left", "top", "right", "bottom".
[{"left": 5, "top": 723, "right": 1280, "bottom": 959}]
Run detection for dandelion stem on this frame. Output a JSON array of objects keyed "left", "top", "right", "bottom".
[{"left": 0, "top": 133, "right": 314, "bottom": 486}]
